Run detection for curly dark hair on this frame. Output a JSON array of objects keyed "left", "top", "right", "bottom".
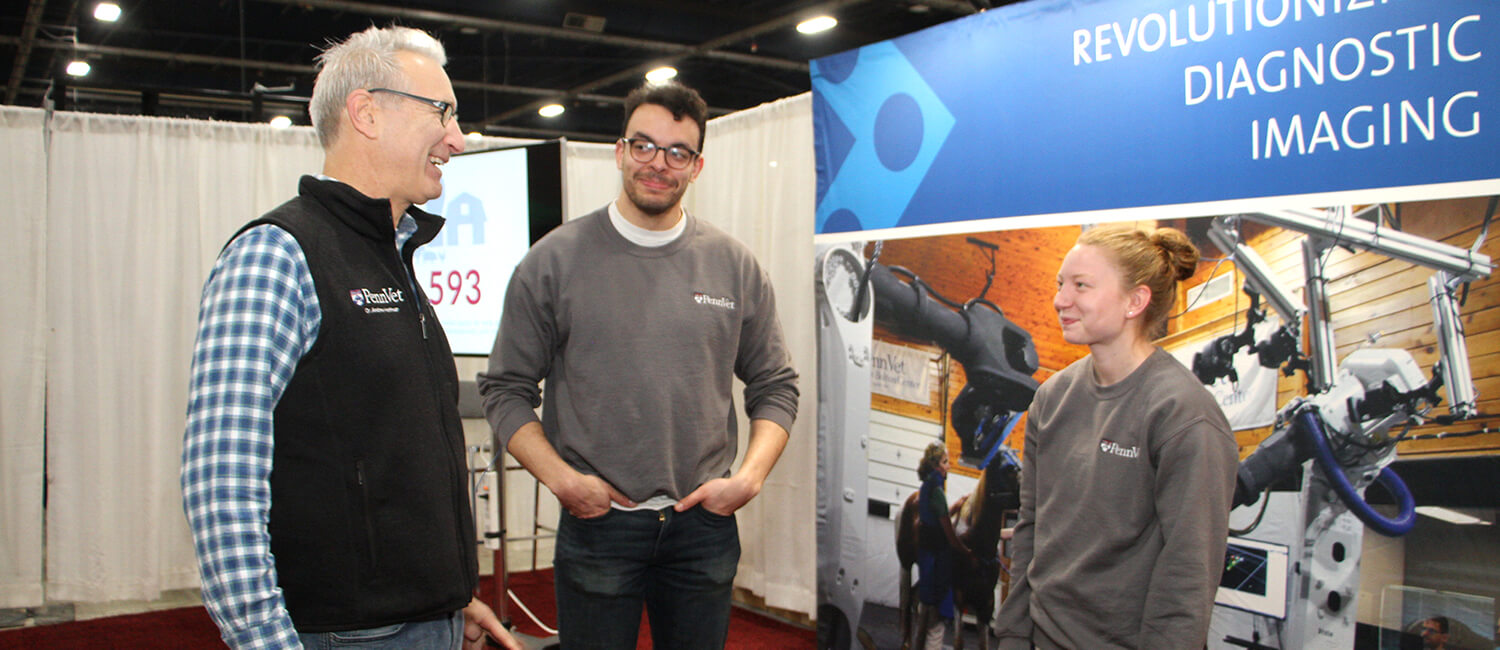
[{"left": 622, "top": 80, "right": 709, "bottom": 151}]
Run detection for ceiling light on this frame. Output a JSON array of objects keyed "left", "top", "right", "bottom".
[
  {"left": 66, "top": 60, "right": 91, "bottom": 77},
  {"left": 645, "top": 67, "right": 677, "bottom": 83},
  {"left": 1416, "top": 506, "right": 1492, "bottom": 525},
  {"left": 538, "top": 104, "right": 565, "bottom": 118},
  {"left": 269, "top": 115, "right": 292, "bottom": 128},
  {"left": 797, "top": 16, "right": 837, "bottom": 35},
  {"left": 94, "top": 2, "right": 121, "bottom": 22}
]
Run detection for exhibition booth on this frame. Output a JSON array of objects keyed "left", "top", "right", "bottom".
[
  {"left": 3, "top": 1, "right": 1499, "bottom": 649},
  {"left": 0, "top": 94, "right": 818, "bottom": 623}
]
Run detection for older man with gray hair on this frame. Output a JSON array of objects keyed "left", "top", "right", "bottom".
[{"left": 182, "top": 25, "right": 519, "bottom": 650}]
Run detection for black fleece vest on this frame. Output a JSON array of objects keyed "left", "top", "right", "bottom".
[{"left": 240, "top": 176, "right": 477, "bottom": 632}]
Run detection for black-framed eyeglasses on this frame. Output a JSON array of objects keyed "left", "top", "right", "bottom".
[
  {"left": 620, "top": 137, "right": 699, "bottom": 170},
  {"left": 367, "top": 88, "right": 457, "bottom": 126}
]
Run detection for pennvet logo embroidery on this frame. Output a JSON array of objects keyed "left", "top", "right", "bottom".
[
  {"left": 349, "top": 287, "right": 406, "bottom": 305},
  {"left": 1100, "top": 439, "right": 1140, "bottom": 459},
  {"left": 693, "top": 292, "right": 736, "bottom": 310}
]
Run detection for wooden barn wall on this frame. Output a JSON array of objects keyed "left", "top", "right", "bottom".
[
  {"left": 865, "top": 201, "right": 1497, "bottom": 471},
  {"left": 1158, "top": 196, "right": 1499, "bottom": 459},
  {"left": 864, "top": 221, "right": 1226, "bottom": 476}
]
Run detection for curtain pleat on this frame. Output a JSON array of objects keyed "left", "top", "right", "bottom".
[
  {"left": 43, "top": 113, "right": 323, "bottom": 602},
  {"left": 692, "top": 94, "right": 818, "bottom": 617},
  {"left": 0, "top": 107, "right": 48, "bottom": 609}
]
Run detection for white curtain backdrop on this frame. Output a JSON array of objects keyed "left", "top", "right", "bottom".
[
  {"left": 0, "top": 107, "right": 48, "bottom": 608},
  {"left": 691, "top": 93, "right": 818, "bottom": 616},
  {"left": 6, "top": 98, "right": 818, "bottom": 619},
  {"left": 44, "top": 113, "right": 323, "bottom": 601},
  {"left": 562, "top": 140, "right": 620, "bottom": 218}
]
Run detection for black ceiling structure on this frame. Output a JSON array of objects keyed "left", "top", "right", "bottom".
[{"left": 2, "top": 0, "right": 1023, "bottom": 143}]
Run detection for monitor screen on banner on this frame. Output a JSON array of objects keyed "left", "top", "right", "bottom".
[
  {"left": 1215, "top": 536, "right": 1290, "bottom": 620},
  {"left": 414, "top": 140, "right": 563, "bottom": 356}
]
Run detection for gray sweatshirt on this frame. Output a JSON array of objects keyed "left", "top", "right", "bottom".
[
  {"left": 477, "top": 207, "right": 799, "bottom": 503},
  {"left": 993, "top": 348, "right": 1236, "bottom": 650}
]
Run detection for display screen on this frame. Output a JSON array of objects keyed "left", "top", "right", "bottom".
[
  {"left": 414, "top": 140, "right": 563, "bottom": 356},
  {"left": 1215, "top": 536, "right": 1290, "bottom": 619}
]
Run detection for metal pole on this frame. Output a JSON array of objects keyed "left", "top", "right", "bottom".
[
  {"left": 1207, "top": 217, "right": 1306, "bottom": 324},
  {"left": 1250, "top": 208, "right": 1493, "bottom": 281},
  {"left": 1302, "top": 237, "right": 1338, "bottom": 394},
  {"left": 1430, "top": 272, "right": 1478, "bottom": 419}
]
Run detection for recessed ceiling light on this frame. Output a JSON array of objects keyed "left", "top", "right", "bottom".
[
  {"left": 94, "top": 2, "right": 121, "bottom": 22},
  {"left": 66, "top": 60, "right": 91, "bottom": 77},
  {"left": 797, "top": 16, "right": 837, "bottom": 35},
  {"left": 538, "top": 104, "right": 565, "bottom": 118},
  {"left": 269, "top": 115, "right": 292, "bottom": 128},
  {"left": 645, "top": 66, "right": 677, "bottom": 83}
]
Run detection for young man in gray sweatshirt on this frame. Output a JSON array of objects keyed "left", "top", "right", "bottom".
[{"left": 477, "top": 80, "right": 799, "bottom": 649}]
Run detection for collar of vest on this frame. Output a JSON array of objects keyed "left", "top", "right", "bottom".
[{"left": 297, "top": 175, "right": 446, "bottom": 251}]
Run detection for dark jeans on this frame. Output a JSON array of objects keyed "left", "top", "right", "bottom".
[
  {"left": 297, "top": 610, "right": 462, "bottom": 649},
  {"left": 555, "top": 505, "right": 741, "bottom": 649}
]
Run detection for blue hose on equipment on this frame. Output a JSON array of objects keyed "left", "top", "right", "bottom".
[{"left": 1296, "top": 409, "right": 1417, "bottom": 537}]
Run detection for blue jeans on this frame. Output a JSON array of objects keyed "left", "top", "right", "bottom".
[
  {"left": 297, "top": 610, "right": 463, "bottom": 649},
  {"left": 555, "top": 505, "right": 741, "bottom": 649}
]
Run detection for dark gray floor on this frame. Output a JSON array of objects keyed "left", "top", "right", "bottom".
[{"left": 857, "top": 601, "right": 992, "bottom": 650}]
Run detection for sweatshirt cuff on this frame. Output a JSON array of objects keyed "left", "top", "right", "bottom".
[
  {"left": 749, "top": 405, "right": 796, "bottom": 437},
  {"left": 493, "top": 406, "right": 541, "bottom": 452}
]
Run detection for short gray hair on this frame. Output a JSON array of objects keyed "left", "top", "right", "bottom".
[{"left": 309, "top": 26, "right": 448, "bottom": 147}]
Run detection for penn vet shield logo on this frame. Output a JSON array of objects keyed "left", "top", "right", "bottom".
[
  {"left": 693, "top": 292, "right": 736, "bottom": 310},
  {"left": 1100, "top": 439, "right": 1140, "bottom": 459},
  {"left": 348, "top": 287, "right": 405, "bottom": 314}
]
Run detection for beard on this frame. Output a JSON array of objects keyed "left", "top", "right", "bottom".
[{"left": 622, "top": 169, "right": 687, "bottom": 216}]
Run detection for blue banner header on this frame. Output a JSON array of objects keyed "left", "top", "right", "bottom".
[{"left": 812, "top": 0, "right": 1499, "bottom": 233}]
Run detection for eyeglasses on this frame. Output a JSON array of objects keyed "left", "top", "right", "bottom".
[
  {"left": 620, "top": 137, "right": 700, "bottom": 170},
  {"left": 367, "top": 88, "right": 457, "bottom": 126}
]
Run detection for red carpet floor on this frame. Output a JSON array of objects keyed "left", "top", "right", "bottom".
[{"left": 0, "top": 568, "right": 814, "bottom": 649}]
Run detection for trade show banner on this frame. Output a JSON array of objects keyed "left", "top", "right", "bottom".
[
  {"left": 812, "top": 1, "right": 1500, "bottom": 648},
  {"left": 812, "top": 0, "right": 1497, "bottom": 233}
]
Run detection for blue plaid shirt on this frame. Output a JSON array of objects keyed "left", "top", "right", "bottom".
[{"left": 181, "top": 215, "right": 419, "bottom": 649}]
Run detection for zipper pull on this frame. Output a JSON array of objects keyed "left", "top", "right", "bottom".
[{"left": 420, "top": 310, "right": 430, "bottom": 340}]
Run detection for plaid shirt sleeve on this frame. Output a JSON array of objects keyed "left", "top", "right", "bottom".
[{"left": 181, "top": 224, "right": 318, "bottom": 650}]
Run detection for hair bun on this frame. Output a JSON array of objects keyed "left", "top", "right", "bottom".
[{"left": 1151, "top": 228, "right": 1199, "bottom": 282}]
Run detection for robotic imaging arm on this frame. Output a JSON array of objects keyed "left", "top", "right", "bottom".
[
  {"left": 866, "top": 238, "right": 1040, "bottom": 466},
  {"left": 1232, "top": 348, "right": 1441, "bottom": 534},
  {"left": 1212, "top": 207, "right": 1491, "bottom": 536},
  {"left": 1193, "top": 217, "right": 1310, "bottom": 387}
]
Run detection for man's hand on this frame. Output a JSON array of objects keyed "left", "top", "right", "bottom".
[
  {"left": 675, "top": 474, "right": 759, "bottom": 516},
  {"left": 506, "top": 423, "right": 634, "bottom": 519},
  {"left": 553, "top": 471, "right": 634, "bottom": 519},
  {"left": 675, "top": 419, "right": 789, "bottom": 516},
  {"left": 463, "top": 597, "right": 522, "bottom": 650}
]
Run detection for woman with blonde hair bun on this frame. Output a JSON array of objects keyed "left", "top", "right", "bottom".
[{"left": 993, "top": 223, "right": 1238, "bottom": 650}]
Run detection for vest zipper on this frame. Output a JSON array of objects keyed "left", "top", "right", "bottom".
[{"left": 405, "top": 241, "right": 474, "bottom": 594}]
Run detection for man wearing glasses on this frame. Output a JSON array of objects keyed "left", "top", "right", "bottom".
[
  {"left": 182, "top": 25, "right": 520, "bottom": 650},
  {"left": 479, "top": 80, "right": 799, "bottom": 649}
]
